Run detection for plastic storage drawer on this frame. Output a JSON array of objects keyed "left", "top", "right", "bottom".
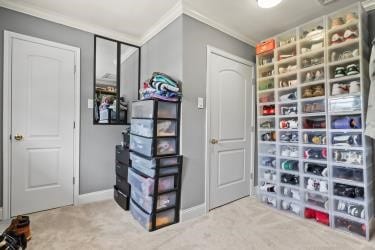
[
  {"left": 116, "top": 175, "right": 130, "bottom": 194},
  {"left": 130, "top": 199, "right": 176, "bottom": 230},
  {"left": 116, "top": 145, "right": 129, "bottom": 165},
  {"left": 130, "top": 134, "right": 177, "bottom": 157},
  {"left": 115, "top": 162, "right": 128, "bottom": 179},
  {"left": 131, "top": 100, "right": 178, "bottom": 119},
  {"left": 114, "top": 186, "right": 129, "bottom": 210},
  {"left": 131, "top": 188, "right": 177, "bottom": 213},
  {"left": 128, "top": 168, "right": 175, "bottom": 196},
  {"left": 329, "top": 96, "right": 361, "bottom": 113},
  {"left": 131, "top": 119, "right": 178, "bottom": 138},
  {"left": 130, "top": 152, "right": 181, "bottom": 169},
  {"left": 133, "top": 164, "right": 179, "bottom": 178}
]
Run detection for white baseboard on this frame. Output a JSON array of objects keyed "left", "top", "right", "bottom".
[
  {"left": 78, "top": 189, "right": 113, "bottom": 205},
  {"left": 180, "top": 203, "right": 206, "bottom": 222}
]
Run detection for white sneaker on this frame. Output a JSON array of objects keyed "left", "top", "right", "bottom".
[
  {"left": 319, "top": 181, "right": 328, "bottom": 193},
  {"left": 281, "top": 147, "right": 291, "bottom": 157},
  {"left": 290, "top": 204, "right": 301, "bottom": 214},
  {"left": 332, "top": 83, "right": 348, "bottom": 96},
  {"left": 306, "top": 179, "right": 315, "bottom": 191},
  {"left": 290, "top": 148, "right": 299, "bottom": 158},
  {"left": 337, "top": 200, "right": 347, "bottom": 211},
  {"left": 291, "top": 189, "right": 301, "bottom": 200},
  {"left": 282, "top": 200, "right": 290, "bottom": 210},
  {"left": 349, "top": 81, "right": 360, "bottom": 94}
]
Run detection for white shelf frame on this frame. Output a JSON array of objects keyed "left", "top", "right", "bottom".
[{"left": 256, "top": 3, "right": 374, "bottom": 240}]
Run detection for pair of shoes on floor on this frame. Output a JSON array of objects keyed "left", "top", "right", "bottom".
[{"left": 0, "top": 215, "right": 31, "bottom": 250}]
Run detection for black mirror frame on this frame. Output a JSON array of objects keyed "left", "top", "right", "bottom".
[{"left": 93, "top": 35, "right": 141, "bottom": 125}]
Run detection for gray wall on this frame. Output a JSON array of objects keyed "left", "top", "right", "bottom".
[
  {"left": 181, "top": 15, "right": 255, "bottom": 209},
  {"left": 141, "top": 16, "right": 183, "bottom": 83},
  {"left": 140, "top": 15, "right": 255, "bottom": 210},
  {"left": 0, "top": 7, "right": 124, "bottom": 199}
]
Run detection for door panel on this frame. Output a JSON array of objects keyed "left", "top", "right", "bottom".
[
  {"left": 218, "top": 70, "right": 246, "bottom": 141},
  {"left": 209, "top": 51, "right": 253, "bottom": 209},
  {"left": 218, "top": 149, "right": 245, "bottom": 187},
  {"left": 11, "top": 37, "right": 75, "bottom": 216}
]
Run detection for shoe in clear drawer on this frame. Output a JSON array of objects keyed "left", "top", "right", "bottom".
[
  {"left": 132, "top": 100, "right": 177, "bottom": 119},
  {"left": 130, "top": 199, "right": 176, "bottom": 230},
  {"left": 130, "top": 134, "right": 177, "bottom": 157},
  {"left": 333, "top": 166, "right": 363, "bottom": 183},
  {"left": 329, "top": 96, "right": 361, "bottom": 113},
  {"left": 131, "top": 119, "right": 177, "bottom": 138},
  {"left": 334, "top": 199, "right": 365, "bottom": 220},
  {"left": 131, "top": 188, "right": 176, "bottom": 214},
  {"left": 128, "top": 168, "right": 175, "bottom": 196},
  {"left": 331, "top": 132, "right": 362, "bottom": 147},
  {"left": 334, "top": 216, "right": 366, "bottom": 237}
]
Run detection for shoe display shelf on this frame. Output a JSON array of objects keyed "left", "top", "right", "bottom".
[
  {"left": 326, "top": 4, "right": 373, "bottom": 240},
  {"left": 128, "top": 99, "right": 183, "bottom": 231},
  {"left": 256, "top": 3, "right": 374, "bottom": 240}
]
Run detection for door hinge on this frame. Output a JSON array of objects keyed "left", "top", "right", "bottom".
[
  {"left": 74, "top": 65, "right": 77, "bottom": 74},
  {"left": 252, "top": 78, "right": 256, "bottom": 86},
  {"left": 73, "top": 121, "right": 76, "bottom": 129},
  {"left": 73, "top": 177, "right": 75, "bottom": 184},
  {"left": 250, "top": 172, "right": 254, "bottom": 180}
]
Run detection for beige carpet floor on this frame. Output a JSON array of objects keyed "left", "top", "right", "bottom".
[{"left": 23, "top": 197, "right": 375, "bottom": 250}]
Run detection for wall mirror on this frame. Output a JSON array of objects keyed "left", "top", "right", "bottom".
[{"left": 94, "top": 35, "right": 140, "bottom": 124}]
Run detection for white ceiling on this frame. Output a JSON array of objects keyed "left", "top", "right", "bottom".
[
  {"left": 184, "top": 0, "right": 359, "bottom": 42},
  {"left": 0, "top": 0, "right": 369, "bottom": 46}
]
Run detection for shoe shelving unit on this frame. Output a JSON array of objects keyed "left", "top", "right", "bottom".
[{"left": 256, "top": 3, "right": 374, "bottom": 240}]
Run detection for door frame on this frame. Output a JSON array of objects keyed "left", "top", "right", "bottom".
[
  {"left": 2, "top": 31, "right": 81, "bottom": 219},
  {"left": 205, "top": 45, "right": 255, "bottom": 213}
]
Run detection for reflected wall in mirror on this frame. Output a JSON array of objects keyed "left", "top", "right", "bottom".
[{"left": 94, "top": 36, "right": 140, "bottom": 125}]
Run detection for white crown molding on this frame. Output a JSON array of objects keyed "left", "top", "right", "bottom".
[
  {"left": 363, "top": 0, "right": 375, "bottom": 11},
  {"left": 182, "top": 3, "right": 258, "bottom": 46},
  {"left": 1, "top": 0, "right": 374, "bottom": 47},
  {"left": 140, "top": 0, "right": 183, "bottom": 45},
  {"left": 0, "top": 0, "right": 141, "bottom": 45}
]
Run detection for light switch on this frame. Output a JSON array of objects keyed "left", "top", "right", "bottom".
[
  {"left": 88, "top": 99, "right": 93, "bottom": 109},
  {"left": 198, "top": 97, "right": 204, "bottom": 109}
]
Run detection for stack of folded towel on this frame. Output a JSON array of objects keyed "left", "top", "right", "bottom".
[{"left": 140, "top": 72, "right": 182, "bottom": 101}]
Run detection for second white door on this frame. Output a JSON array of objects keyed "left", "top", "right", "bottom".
[
  {"left": 10, "top": 33, "right": 77, "bottom": 216},
  {"left": 208, "top": 49, "right": 254, "bottom": 209}
]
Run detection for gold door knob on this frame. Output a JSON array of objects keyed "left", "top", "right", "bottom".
[
  {"left": 211, "top": 139, "right": 218, "bottom": 144},
  {"left": 14, "top": 134, "right": 24, "bottom": 141}
]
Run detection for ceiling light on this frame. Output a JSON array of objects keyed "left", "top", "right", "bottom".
[{"left": 257, "top": 0, "right": 282, "bottom": 8}]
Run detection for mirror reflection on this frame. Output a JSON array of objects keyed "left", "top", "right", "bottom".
[{"left": 94, "top": 36, "right": 139, "bottom": 124}]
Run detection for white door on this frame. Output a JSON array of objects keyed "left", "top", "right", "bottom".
[
  {"left": 208, "top": 49, "right": 254, "bottom": 209},
  {"left": 10, "top": 36, "right": 76, "bottom": 216}
]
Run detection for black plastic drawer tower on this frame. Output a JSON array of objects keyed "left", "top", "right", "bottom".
[
  {"left": 114, "top": 144, "right": 131, "bottom": 210},
  {"left": 128, "top": 99, "right": 183, "bottom": 231}
]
